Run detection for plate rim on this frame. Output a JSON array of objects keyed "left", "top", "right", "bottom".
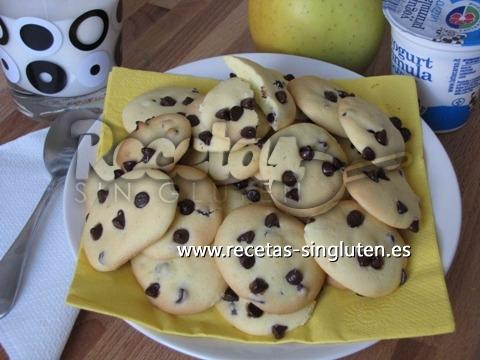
[{"left": 63, "top": 52, "right": 461, "bottom": 360}]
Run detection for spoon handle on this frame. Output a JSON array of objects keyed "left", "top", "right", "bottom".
[{"left": 0, "top": 176, "right": 64, "bottom": 319}]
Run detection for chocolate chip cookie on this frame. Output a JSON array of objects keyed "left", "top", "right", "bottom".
[
  {"left": 287, "top": 76, "right": 353, "bottom": 137},
  {"left": 131, "top": 254, "right": 226, "bottom": 315},
  {"left": 215, "top": 204, "right": 325, "bottom": 314},
  {"left": 82, "top": 169, "right": 178, "bottom": 271},
  {"left": 224, "top": 56, "right": 296, "bottom": 131},
  {"left": 216, "top": 287, "right": 315, "bottom": 339},
  {"left": 122, "top": 87, "right": 201, "bottom": 133},
  {"left": 304, "top": 200, "right": 408, "bottom": 297},
  {"left": 259, "top": 123, "right": 347, "bottom": 217}
]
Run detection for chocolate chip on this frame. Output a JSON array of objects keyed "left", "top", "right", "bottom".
[
  {"left": 112, "top": 210, "right": 125, "bottom": 229},
  {"left": 397, "top": 200, "right": 408, "bottom": 214},
  {"left": 332, "top": 157, "right": 345, "bottom": 170},
  {"left": 229, "top": 72, "right": 237, "bottom": 78},
  {"left": 322, "top": 162, "right": 336, "bottom": 177},
  {"left": 182, "top": 96, "right": 194, "bottom": 105},
  {"left": 400, "top": 269, "right": 407, "bottom": 285},
  {"left": 281, "top": 170, "right": 297, "bottom": 187},
  {"left": 283, "top": 74, "right": 295, "bottom": 81},
  {"left": 275, "top": 90, "right": 287, "bottom": 104},
  {"left": 324, "top": 91, "right": 338, "bottom": 103},
  {"left": 230, "top": 106, "right": 244, "bottom": 121},
  {"left": 246, "top": 189, "right": 261, "bottom": 202},
  {"left": 362, "top": 147, "right": 376, "bottom": 161},
  {"left": 240, "top": 97, "right": 255, "bottom": 110},
  {"left": 363, "top": 167, "right": 390, "bottom": 182},
  {"left": 237, "top": 230, "right": 255, "bottom": 244},
  {"left": 285, "top": 269, "right": 303, "bottom": 285},
  {"left": 192, "top": 88, "right": 199, "bottom": 93},
  {"left": 134, "top": 192, "right": 149, "bottom": 208},
  {"left": 409, "top": 219, "right": 419, "bottom": 233},
  {"left": 249, "top": 278, "right": 269, "bottom": 294},
  {"left": 241, "top": 126, "right": 256, "bottom": 139},
  {"left": 233, "top": 180, "right": 249, "bottom": 189},
  {"left": 173, "top": 228, "right": 189, "bottom": 244},
  {"left": 178, "top": 199, "right": 195, "bottom": 215},
  {"left": 266, "top": 113, "right": 275, "bottom": 123},
  {"left": 145, "top": 283, "right": 160, "bottom": 298},
  {"left": 400, "top": 127, "right": 411, "bottom": 142},
  {"left": 286, "top": 188, "right": 299, "bottom": 201},
  {"left": 299, "top": 145, "right": 314, "bottom": 161},
  {"left": 265, "top": 213, "right": 280, "bottom": 228},
  {"left": 374, "top": 130, "right": 388, "bottom": 146},
  {"left": 370, "top": 256, "right": 384, "bottom": 269},
  {"left": 85, "top": 213, "right": 89, "bottom": 222},
  {"left": 357, "top": 255, "right": 371, "bottom": 267},
  {"left": 160, "top": 96, "right": 176, "bottom": 106},
  {"left": 347, "top": 210, "right": 364, "bottom": 227},
  {"left": 185, "top": 115, "right": 199, "bottom": 127},
  {"left": 90, "top": 223, "right": 103, "bottom": 240},
  {"left": 337, "top": 90, "right": 355, "bottom": 98},
  {"left": 114, "top": 169, "right": 125, "bottom": 179},
  {"left": 239, "top": 254, "right": 255, "bottom": 269},
  {"left": 389, "top": 116, "right": 403, "bottom": 129},
  {"left": 175, "top": 288, "right": 187, "bottom": 303},
  {"left": 177, "top": 112, "right": 186, "bottom": 116},
  {"left": 223, "top": 287, "right": 239, "bottom": 302},
  {"left": 141, "top": 147, "right": 155, "bottom": 163},
  {"left": 215, "top": 107, "right": 231, "bottom": 120},
  {"left": 247, "top": 303, "right": 264, "bottom": 318},
  {"left": 273, "top": 80, "right": 284, "bottom": 89},
  {"left": 97, "top": 189, "right": 108, "bottom": 204},
  {"left": 272, "top": 324, "right": 288, "bottom": 339},
  {"left": 198, "top": 131, "right": 213, "bottom": 145},
  {"left": 123, "top": 160, "right": 137, "bottom": 172}
]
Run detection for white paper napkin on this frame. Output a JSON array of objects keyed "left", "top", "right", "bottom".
[{"left": 0, "top": 128, "right": 79, "bottom": 360}]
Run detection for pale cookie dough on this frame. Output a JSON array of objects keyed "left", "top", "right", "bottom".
[
  {"left": 116, "top": 113, "right": 191, "bottom": 173},
  {"left": 122, "top": 87, "right": 201, "bottom": 133},
  {"left": 216, "top": 287, "right": 316, "bottom": 339},
  {"left": 338, "top": 97, "right": 406, "bottom": 165},
  {"left": 224, "top": 56, "right": 295, "bottom": 131},
  {"left": 194, "top": 77, "right": 259, "bottom": 152},
  {"left": 219, "top": 178, "right": 272, "bottom": 215},
  {"left": 131, "top": 254, "right": 226, "bottom": 315},
  {"left": 287, "top": 76, "right": 354, "bottom": 137},
  {"left": 215, "top": 205, "right": 325, "bottom": 314},
  {"left": 259, "top": 123, "right": 347, "bottom": 217},
  {"left": 82, "top": 169, "right": 178, "bottom": 271},
  {"left": 304, "top": 200, "right": 408, "bottom": 297},
  {"left": 143, "top": 166, "right": 223, "bottom": 259},
  {"left": 344, "top": 166, "right": 421, "bottom": 231}
]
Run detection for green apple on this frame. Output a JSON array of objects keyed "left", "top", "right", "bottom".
[{"left": 248, "top": 0, "right": 385, "bottom": 72}]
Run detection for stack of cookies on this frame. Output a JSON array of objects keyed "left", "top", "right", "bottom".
[{"left": 80, "top": 56, "right": 420, "bottom": 339}]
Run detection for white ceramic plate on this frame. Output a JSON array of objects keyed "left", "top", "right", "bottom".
[{"left": 63, "top": 53, "right": 462, "bottom": 360}]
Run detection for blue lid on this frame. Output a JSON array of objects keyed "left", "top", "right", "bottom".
[{"left": 384, "top": 0, "right": 480, "bottom": 46}]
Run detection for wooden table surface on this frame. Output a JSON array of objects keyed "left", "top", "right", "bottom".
[{"left": 0, "top": 1, "right": 479, "bottom": 359}]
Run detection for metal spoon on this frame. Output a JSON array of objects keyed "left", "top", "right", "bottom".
[{"left": 0, "top": 109, "right": 100, "bottom": 319}]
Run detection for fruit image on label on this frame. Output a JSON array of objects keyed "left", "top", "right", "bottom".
[{"left": 447, "top": 5, "right": 480, "bottom": 30}]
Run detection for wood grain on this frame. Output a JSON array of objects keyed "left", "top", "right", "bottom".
[{"left": 0, "top": 0, "right": 478, "bottom": 359}]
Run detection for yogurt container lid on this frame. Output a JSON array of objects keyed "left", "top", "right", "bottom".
[{"left": 384, "top": 0, "right": 480, "bottom": 47}]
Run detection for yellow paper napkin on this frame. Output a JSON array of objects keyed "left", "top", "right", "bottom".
[{"left": 67, "top": 67, "right": 454, "bottom": 343}]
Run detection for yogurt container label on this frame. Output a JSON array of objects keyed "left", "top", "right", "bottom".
[{"left": 384, "top": 0, "right": 480, "bottom": 132}]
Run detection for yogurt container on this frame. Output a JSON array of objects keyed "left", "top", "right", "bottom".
[{"left": 384, "top": 0, "right": 480, "bottom": 132}]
